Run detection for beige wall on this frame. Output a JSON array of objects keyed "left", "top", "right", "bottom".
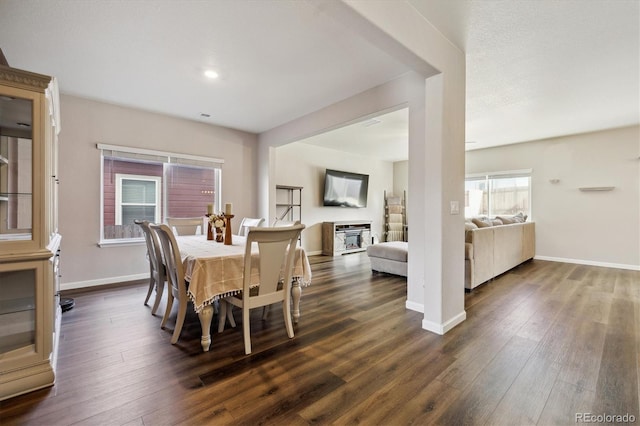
[
  {"left": 466, "top": 125, "right": 640, "bottom": 270},
  {"left": 261, "top": 1, "right": 467, "bottom": 334},
  {"left": 59, "top": 95, "right": 259, "bottom": 289},
  {"left": 274, "top": 142, "right": 394, "bottom": 255},
  {"left": 393, "top": 160, "right": 409, "bottom": 211}
]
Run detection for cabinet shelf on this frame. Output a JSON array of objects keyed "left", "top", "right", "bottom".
[
  {"left": 275, "top": 185, "right": 302, "bottom": 222},
  {"left": 0, "top": 192, "right": 32, "bottom": 196},
  {"left": 0, "top": 297, "right": 35, "bottom": 315}
]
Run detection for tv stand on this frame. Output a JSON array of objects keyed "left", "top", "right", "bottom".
[{"left": 322, "top": 221, "right": 372, "bottom": 256}]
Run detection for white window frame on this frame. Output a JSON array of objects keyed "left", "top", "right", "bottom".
[
  {"left": 98, "top": 143, "right": 223, "bottom": 247},
  {"left": 114, "top": 174, "right": 162, "bottom": 225},
  {"left": 465, "top": 169, "right": 532, "bottom": 219}
]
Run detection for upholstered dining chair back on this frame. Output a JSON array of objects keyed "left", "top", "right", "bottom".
[
  {"left": 134, "top": 220, "right": 166, "bottom": 316},
  {"left": 166, "top": 217, "right": 203, "bottom": 236},
  {"left": 218, "top": 223, "right": 305, "bottom": 354},
  {"left": 238, "top": 217, "right": 265, "bottom": 236},
  {"left": 150, "top": 223, "right": 189, "bottom": 345}
]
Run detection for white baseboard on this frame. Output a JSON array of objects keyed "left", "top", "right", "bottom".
[
  {"left": 422, "top": 311, "right": 467, "bottom": 335},
  {"left": 61, "top": 273, "right": 148, "bottom": 291},
  {"left": 405, "top": 300, "right": 424, "bottom": 313},
  {"left": 406, "top": 300, "right": 467, "bottom": 335},
  {"left": 534, "top": 256, "right": 640, "bottom": 271}
]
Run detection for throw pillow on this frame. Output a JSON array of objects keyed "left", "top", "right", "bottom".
[
  {"left": 465, "top": 222, "right": 478, "bottom": 231},
  {"left": 497, "top": 215, "right": 516, "bottom": 224},
  {"left": 471, "top": 217, "right": 492, "bottom": 228},
  {"left": 491, "top": 218, "right": 504, "bottom": 226},
  {"left": 465, "top": 222, "right": 478, "bottom": 243},
  {"left": 512, "top": 212, "right": 527, "bottom": 223}
]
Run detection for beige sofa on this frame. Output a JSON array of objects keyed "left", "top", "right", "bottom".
[{"left": 465, "top": 221, "right": 535, "bottom": 290}]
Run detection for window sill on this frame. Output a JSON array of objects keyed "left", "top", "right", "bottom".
[{"left": 98, "top": 238, "right": 145, "bottom": 248}]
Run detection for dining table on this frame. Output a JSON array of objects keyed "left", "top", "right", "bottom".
[{"left": 176, "top": 234, "right": 312, "bottom": 352}]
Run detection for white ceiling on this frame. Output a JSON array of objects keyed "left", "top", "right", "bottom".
[
  {"left": 412, "top": 0, "right": 640, "bottom": 151},
  {"left": 1, "top": 1, "right": 638, "bottom": 160}
]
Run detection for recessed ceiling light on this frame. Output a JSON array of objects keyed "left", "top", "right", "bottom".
[
  {"left": 204, "top": 70, "right": 219, "bottom": 79},
  {"left": 17, "top": 122, "right": 30, "bottom": 127},
  {"left": 200, "top": 113, "right": 210, "bottom": 118}
]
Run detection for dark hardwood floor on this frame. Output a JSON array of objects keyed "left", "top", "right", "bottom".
[{"left": 1, "top": 253, "right": 638, "bottom": 425}]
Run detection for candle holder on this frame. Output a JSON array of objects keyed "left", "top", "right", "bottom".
[
  {"left": 223, "top": 214, "right": 234, "bottom": 245},
  {"left": 205, "top": 214, "right": 213, "bottom": 240}
]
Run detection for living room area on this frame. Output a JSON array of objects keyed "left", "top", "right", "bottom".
[{"left": 1, "top": 0, "right": 638, "bottom": 421}]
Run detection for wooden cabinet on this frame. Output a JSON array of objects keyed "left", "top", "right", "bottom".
[
  {"left": 0, "top": 64, "right": 61, "bottom": 401},
  {"left": 322, "top": 220, "right": 372, "bottom": 256}
]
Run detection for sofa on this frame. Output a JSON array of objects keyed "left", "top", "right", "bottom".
[
  {"left": 366, "top": 241, "right": 408, "bottom": 277},
  {"left": 465, "top": 219, "right": 535, "bottom": 290}
]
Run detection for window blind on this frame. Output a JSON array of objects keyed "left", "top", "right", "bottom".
[{"left": 97, "top": 143, "right": 224, "bottom": 169}]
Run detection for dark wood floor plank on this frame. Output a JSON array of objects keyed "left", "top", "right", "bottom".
[
  {"left": 593, "top": 296, "right": 639, "bottom": 419},
  {"left": 488, "top": 354, "right": 561, "bottom": 425},
  {"left": 331, "top": 352, "right": 458, "bottom": 425},
  {"left": 537, "top": 379, "right": 596, "bottom": 425},
  {"left": 297, "top": 329, "right": 435, "bottom": 424},
  {"left": 0, "top": 256, "right": 638, "bottom": 426},
  {"left": 434, "top": 335, "right": 539, "bottom": 425},
  {"left": 556, "top": 319, "right": 607, "bottom": 392}
]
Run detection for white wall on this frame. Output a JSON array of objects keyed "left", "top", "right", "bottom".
[
  {"left": 393, "top": 160, "right": 409, "bottom": 210},
  {"left": 260, "top": 1, "right": 467, "bottom": 334},
  {"left": 274, "top": 142, "right": 394, "bottom": 254},
  {"left": 466, "top": 125, "right": 640, "bottom": 270},
  {"left": 58, "top": 95, "right": 259, "bottom": 289}
]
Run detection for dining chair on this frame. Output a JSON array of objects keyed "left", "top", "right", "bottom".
[
  {"left": 150, "top": 223, "right": 190, "bottom": 345},
  {"left": 218, "top": 223, "right": 305, "bottom": 355},
  {"left": 238, "top": 217, "right": 265, "bottom": 236},
  {"left": 166, "top": 217, "right": 203, "bottom": 236},
  {"left": 134, "top": 219, "right": 166, "bottom": 316},
  {"left": 271, "top": 219, "right": 301, "bottom": 227}
]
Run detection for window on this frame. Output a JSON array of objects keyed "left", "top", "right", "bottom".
[
  {"left": 115, "top": 174, "right": 161, "bottom": 225},
  {"left": 465, "top": 170, "right": 531, "bottom": 218},
  {"left": 99, "top": 144, "right": 223, "bottom": 244}
]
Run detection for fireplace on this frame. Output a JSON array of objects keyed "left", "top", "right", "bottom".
[{"left": 344, "top": 230, "right": 361, "bottom": 250}]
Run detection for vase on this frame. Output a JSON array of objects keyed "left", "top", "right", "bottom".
[{"left": 215, "top": 227, "right": 224, "bottom": 243}]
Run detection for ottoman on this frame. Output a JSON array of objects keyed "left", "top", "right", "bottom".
[{"left": 366, "top": 241, "right": 408, "bottom": 277}]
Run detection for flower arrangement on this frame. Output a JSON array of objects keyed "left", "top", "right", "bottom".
[{"left": 208, "top": 213, "right": 225, "bottom": 229}]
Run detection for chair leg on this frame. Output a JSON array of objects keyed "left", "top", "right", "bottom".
[
  {"left": 143, "top": 276, "right": 154, "bottom": 306},
  {"left": 171, "top": 298, "right": 188, "bottom": 344},
  {"left": 283, "top": 298, "right": 294, "bottom": 339},
  {"left": 151, "top": 279, "right": 164, "bottom": 316},
  {"left": 262, "top": 304, "right": 270, "bottom": 320},
  {"left": 217, "top": 300, "right": 227, "bottom": 333},
  {"left": 227, "top": 305, "right": 236, "bottom": 328},
  {"left": 243, "top": 306, "right": 251, "bottom": 355},
  {"left": 161, "top": 292, "right": 174, "bottom": 329}
]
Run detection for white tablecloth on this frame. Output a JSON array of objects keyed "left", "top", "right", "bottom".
[{"left": 176, "top": 235, "right": 312, "bottom": 313}]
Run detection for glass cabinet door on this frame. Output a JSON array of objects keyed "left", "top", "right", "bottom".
[
  {"left": 0, "top": 91, "right": 34, "bottom": 242},
  {"left": 0, "top": 268, "right": 36, "bottom": 355}
]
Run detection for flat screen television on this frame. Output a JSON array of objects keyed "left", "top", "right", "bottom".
[{"left": 323, "top": 169, "right": 369, "bottom": 208}]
